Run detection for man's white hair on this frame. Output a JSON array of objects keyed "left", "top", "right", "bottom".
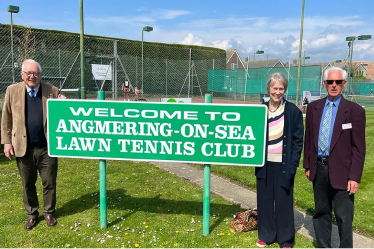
[
  {"left": 323, "top": 67, "right": 347, "bottom": 80},
  {"left": 22, "top": 59, "right": 42, "bottom": 73}
]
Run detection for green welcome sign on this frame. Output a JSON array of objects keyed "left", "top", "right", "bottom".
[{"left": 47, "top": 100, "right": 267, "bottom": 166}]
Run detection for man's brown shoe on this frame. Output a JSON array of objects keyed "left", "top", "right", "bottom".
[
  {"left": 44, "top": 214, "right": 57, "bottom": 227},
  {"left": 24, "top": 218, "right": 37, "bottom": 231}
]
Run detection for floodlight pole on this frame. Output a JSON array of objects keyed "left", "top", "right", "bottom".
[
  {"left": 8, "top": 5, "right": 19, "bottom": 84},
  {"left": 141, "top": 30, "right": 144, "bottom": 92},
  {"left": 346, "top": 35, "right": 372, "bottom": 85},
  {"left": 253, "top": 50, "right": 264, "bottom": 69},
  {"left": 10, "top": 12, "right": 14, "bottom": 83},
  {"left": 303, "top": 51, "right": 310, "bottom": 65},
  {"left": 141, "top": 26, "right": 153, "bottom": 94},
  {"left": 333, "top": 59, "right": 342, "bottom": 66},
  {"left": 295, "top": 0, "right": 305, "bottom": 106},
  {"left": 79, "top": 0, "right": 86, "bottom": 99},
  {"left": 348, "top": 39, "right": 354, "bottom": 85}
]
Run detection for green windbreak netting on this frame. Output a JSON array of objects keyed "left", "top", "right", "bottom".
[{"left": 208, "top": 65, "right": 322, "bottom": 95}]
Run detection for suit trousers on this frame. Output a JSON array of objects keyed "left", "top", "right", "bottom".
[
  {"left": 312, "top": 161, "right": 354, "bottom": 248},
  {"left": 256, "top": 161, "right": 295, "bottom": 247},
  {"left": 16, "top": 147, "right": 58, "bottom": 219}
]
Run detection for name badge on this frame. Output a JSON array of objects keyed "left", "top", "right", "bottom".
[{"left": 342, "top": 123, "right": 352, "bottom": 130}]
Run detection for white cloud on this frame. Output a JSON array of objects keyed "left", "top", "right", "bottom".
[
  {"left": 151, "top": 9, "right": 190, "bottom": 20},
  {"left": 292, "top": 39, "right": 308, "bottom": 49},
  {"left": 12, "top": 7, "right": 372, "bottom": 61},
  {"left": 354, "top": 44, "right": 371, "bottom": 51},
  {"left": 209, "top": 40, "right": 232, "bottom": 50},
  {"left": 178, "top": 33, "right": 203, "bottom": 46},
  {"left": 309, "top": 34, "right": 340, "bottom": 49},
  {"left": 274, "top": 39, "right": 285, "bottom": 45}
]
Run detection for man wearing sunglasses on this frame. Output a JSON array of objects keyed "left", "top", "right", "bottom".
[
  {"left": 1, "top": 59, "right": 62, "bottom": 231},
  {"left": 303, "top": 67, "right": 366, "bottom": 247}
]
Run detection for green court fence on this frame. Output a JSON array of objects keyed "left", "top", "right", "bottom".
[
  {"left": 208, "top": 65, "right": 321, "bottom": 101},
  {"left": 1, "top": 24, "right": 373, "bottom": 108},
  {"left": 0, "top": 24, "right": 225, "bottom": 100},
  {"left": 208, "top": 66, "right": 374, "bottom": 107}
]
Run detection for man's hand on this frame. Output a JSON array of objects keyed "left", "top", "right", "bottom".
[
  {"left": 305, "top": 169, "right": 310, "bottom": 179},
  {"left": 347, "top": 180, "right": 359, "bottom": 195},
  {"left": 58, "top": 93, "right": 66, "bottom": 99},
  {"left": 4, "top": 144, "right": 14, "bottom": 160}
]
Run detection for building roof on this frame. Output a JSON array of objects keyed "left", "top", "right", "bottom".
[
  {"left": 226, "top": 49, "right": 245, "bottom": 68},
  {"left": 244, "top": 59, "right": 283, "bottom": 68}
]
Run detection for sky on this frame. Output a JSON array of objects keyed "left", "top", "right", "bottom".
[{"left": 1, "top": 0, "right": 374, "bottom": 63}]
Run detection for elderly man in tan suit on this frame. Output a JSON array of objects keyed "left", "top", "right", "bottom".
[{"left": 1, "top": 59, "right": 61, "bottom": 230}]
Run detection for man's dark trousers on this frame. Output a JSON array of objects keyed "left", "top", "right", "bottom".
[
  {"left": 313, "top": 161, "right": 354, "bottom": 248},
  {"left": 16, "top": 147, "right": 58, "bottom": 219}
]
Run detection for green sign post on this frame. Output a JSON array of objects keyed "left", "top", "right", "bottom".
[
  {"left": 203, "top": 94, "right": 212, "bottom": 236},
  {"left": 47, "top": 100, "right": 267, "bottom": 166},
  {"left": 97, "top": 91, "right": 107, "bottom": 229}
]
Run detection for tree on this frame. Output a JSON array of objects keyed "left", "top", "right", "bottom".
[{"left": 17, "top": 26, "right": 37, "bottom": 66}]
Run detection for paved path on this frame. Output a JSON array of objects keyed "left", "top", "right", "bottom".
[{"left": 150, "top": 161, "right": 374, "bottom": 248}]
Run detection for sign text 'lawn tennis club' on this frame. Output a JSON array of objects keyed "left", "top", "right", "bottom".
[{"left": 47, "top": 100, "right": 267, "bottom": 166}]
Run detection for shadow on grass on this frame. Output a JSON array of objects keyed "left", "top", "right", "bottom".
[{"left": 57, "top": 188, "right": 240, "bottom": 232}]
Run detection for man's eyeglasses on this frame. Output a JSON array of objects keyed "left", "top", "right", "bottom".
[
  {"left": 22, "top": 71, "right": 40, "bottom": 77},
  {"left": 325, "top": 79, "right": 345, "bottom": 85}
]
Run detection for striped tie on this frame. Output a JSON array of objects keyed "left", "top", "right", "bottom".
[
  {"left": 30, "top": 89, "right": 35, "bottom": 98},
  {"left": 318, "top": 102, "right": 333, "bottom": 155}
]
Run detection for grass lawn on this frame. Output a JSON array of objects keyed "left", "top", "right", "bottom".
[
  {"left": 0, "top": 157, "right": 315, "bottom": 248},
  {"left": 199, "top": 108, "right": 374, "bottom": 238}
]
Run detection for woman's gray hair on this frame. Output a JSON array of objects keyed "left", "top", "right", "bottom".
[
  {"left": 323, "top": 66, "right": 347, "bottom": 80},
  {"left": 22, "top": 59, "right": 42, "bottom": 73},
  {"left": 266, "top": 72, "right": 288, "bottom": 92}
]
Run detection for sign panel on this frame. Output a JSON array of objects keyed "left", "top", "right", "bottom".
[
  {"left": 92, "top": 64, "right": 112, "bottom": 80},
  {"left": 47, "top": 100, "right": 267, "bottom": 166},
  {"left": 310, "top": 91, "right": 321, "bottom": 101},
  {"left": 302, "top": 91, "right": 311, "bottom": 106}
]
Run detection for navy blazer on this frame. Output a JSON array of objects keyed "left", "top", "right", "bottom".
[
  {"left": 303, "top": 96, "right": 366, "bottom": 190},
  {"left": 255, "top": 100, "right": 304, "bottom": 189}
]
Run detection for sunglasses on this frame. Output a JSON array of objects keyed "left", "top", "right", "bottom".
[{"left": 325, "top": 79, "right": 345, "bottom": 85}]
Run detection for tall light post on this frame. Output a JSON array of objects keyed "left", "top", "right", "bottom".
[
  {"left": 346, "top": 35, "right": 371, "bottom": 83},
  {"left": 302, "top": 51, "right": 310, "bottom": 93},
  {"left": 253, "top": 50, "right": 264, "bottom": 68},
  {"left": 303, "top": 51, "right": 310, "bottom": 65},
  {"left": 8, "top": 5, "right": 19, "bottom": 84},
  {"left": 295, "top": 0, "right": 305, "bottom": 106},
  {"left": 141, "top": 26, "right": 153, "bottom": 92},
  {"left": 79, "top": 0, "right": 86, "bottom": 99}
]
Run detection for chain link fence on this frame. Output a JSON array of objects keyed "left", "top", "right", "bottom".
[
  {"left": 1, "top": 24, "right": 373, "bottom": 108},
  {"left": 0, "top": 24, "right": 225, "bottom": 101},
  {"left": 213, "top": 49, "right": 374, "bottom": 108}
]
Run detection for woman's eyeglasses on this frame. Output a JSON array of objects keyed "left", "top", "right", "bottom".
[{"left": 325, "top": 80, "right": 344, "bottom": 85}]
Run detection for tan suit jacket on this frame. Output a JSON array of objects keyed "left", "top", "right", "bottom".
[{"left": 1, "top": 81, "right": 59, "bottom": 157}]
